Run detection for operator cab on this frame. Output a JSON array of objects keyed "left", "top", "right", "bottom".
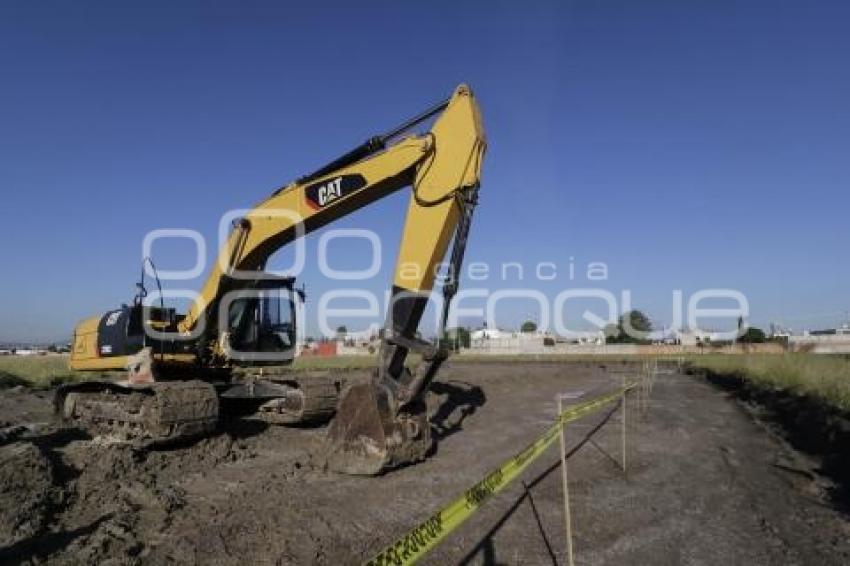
[
  {"left": 220, "top": 274, "right": 302, "bottom": 364},
  {"left": 80, "top": 273, "right": 302, "bottom": 366}
]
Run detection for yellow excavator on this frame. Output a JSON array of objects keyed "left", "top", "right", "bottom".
[{"left": 57, "top": 84, "right": 486, "bottom": 475}]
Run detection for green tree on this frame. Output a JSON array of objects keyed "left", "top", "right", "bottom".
[
  {"left": 606, "top": 310, "right": 652, "bottom": 343},
  {"left": 739, "top": 327, "right": 766, "bottom": 343},
  {"left": 336, "top": 325, "right": 347, "bottom": 335},
  {"left": 520, "top": 320, "right": 538, "bottom": 333}
]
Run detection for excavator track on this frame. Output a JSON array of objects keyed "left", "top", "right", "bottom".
[
  {"left": 229, "top": 368, "right": 368, "bottom": 425},
  {"left": 56, "top": 380, "right": 219, "bottom": 446},
  {"left": 256, "top": 377, "right": 340, "bottom": 424}
]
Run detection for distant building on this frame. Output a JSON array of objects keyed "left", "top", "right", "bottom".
[
  {"left": 789, "top": 323, "right": 850, "bottom": 353},
  {"left": 559, "top": 330, "right": 605, "bottom": 345},
  {"left": 647, "top": 328, "right": 678, "bottom": 345},
  {"left": 769, "top": 323, "right": 792, "bottom": 340},
  {"left": 470, "top": 328, "right": 506, "bottom": 341},
  {"left": 804, "top": 323, "right": 850, "bottom": 337},
  {"left": 336, "top": 330, "right": 381, "bottom": 356},
  {"left": 676, "top": 329, "right": 717, "bottom": 346},
  {"left": 13, "top": 349, "right": 45, "bottom": 356}
]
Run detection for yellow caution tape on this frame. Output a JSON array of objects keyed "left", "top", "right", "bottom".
[{"left": 365, "top": 382, "right": 636, "bottom": 566}]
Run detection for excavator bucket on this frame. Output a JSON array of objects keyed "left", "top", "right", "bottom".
[{"left": 325, "top": 382, "right": 432, "bottom": 475}]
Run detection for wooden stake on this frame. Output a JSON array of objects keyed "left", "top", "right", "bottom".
[
  {"left": 621, "top": 374, "right": 627, "bottom": 473},
  {"left": 558, "top": 396, "right": 575, "bottom": 566}
]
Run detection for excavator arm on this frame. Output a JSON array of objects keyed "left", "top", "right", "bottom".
[
  {"left": 185, "top": 84, "right": 485, "bottom": 472},
  {"left": 181, "top": 84, "right": 483, "bottom": 341}
]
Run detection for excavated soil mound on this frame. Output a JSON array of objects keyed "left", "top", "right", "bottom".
[{"left": 0, "top": 441, "right": 54, "bottom": 548}]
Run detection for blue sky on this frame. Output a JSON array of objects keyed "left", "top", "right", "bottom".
[{"left": 1, "top": 1, "right": 848, "bottom": 342}]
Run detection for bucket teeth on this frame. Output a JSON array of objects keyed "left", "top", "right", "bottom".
[{"left": 325, "top": 382, "right": 432, "bottom": 475}]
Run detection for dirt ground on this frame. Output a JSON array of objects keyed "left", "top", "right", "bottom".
[{"left": 1, "top": 361, "right": 848, "bottom": 565}]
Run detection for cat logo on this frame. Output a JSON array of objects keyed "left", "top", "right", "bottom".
[
  {"left": 304, "top": 174, "right": 367, "bottom": 210},
  {"left": 317, "top": 177, "right": 343, "bottom": 206}
]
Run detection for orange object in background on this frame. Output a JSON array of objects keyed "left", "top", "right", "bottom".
[{"left": 300, "top": 341, "right": 338, "bottom": 357}]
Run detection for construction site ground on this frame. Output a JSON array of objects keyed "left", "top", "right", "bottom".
[{"left": 1, "top": 361, "right": 848, "bottom": 565}]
